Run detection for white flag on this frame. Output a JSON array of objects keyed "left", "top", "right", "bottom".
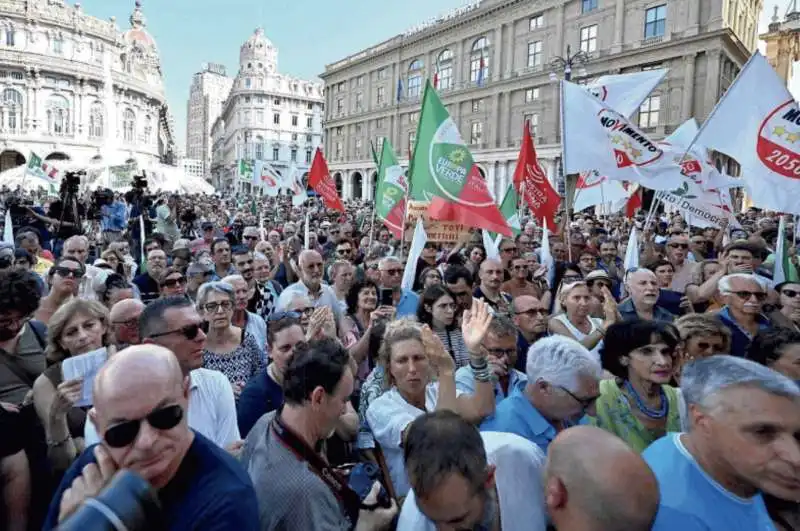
[
  {"left": 539, "top": 219, "right": 555, "bottom": 288},
  {"left": 561, "top": 80, "right": 684, "bottom": 192},
  {"left": 585, "top": 69, "right": 668, "bottom": 118},
  {"left": 774, "top": 215, "right": 787, "bottom": 287},
  {"left": 692, "top": 52, "right": 800, "bottom": 213},
  {"left": 573, "top": 170, "right": 629, "bottom": 212},
  {"left": 254, "top": 161, "right": 281, "bottom": 197},
  {"left": 401, "top": 218, "right": 427, "bottom": 292},
  {"left": 286, "top": 163, "right": 308, "bottom": 207},
  {"left": 624, "top": 227, "right": 639, "bottom": 271},
  {"left": 2, "top": 208, "right": 13, "bottom": 244},
  {"left": 483, "top": 230, "right": 500, "bottom": 260}
]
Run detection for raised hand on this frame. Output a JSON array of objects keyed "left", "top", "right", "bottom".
[
  {"left": 51, "top": 378, "right": 83, "bottom": 417},
  {"left": 462, "top": 299, "right": 492, "bottom": 354},
  {"left": 421, "top": 325, "right": 455, "bottom": 375},
  {"left": 58, "top": 445, "right": 118, "bottom": 522}
]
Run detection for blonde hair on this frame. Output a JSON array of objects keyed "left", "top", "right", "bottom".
[
  {"left": 46, "top": 299, "right": 112, "bottom": 364},
  {"left": 378, "top": 318, "right": 424, "bottom": 390},
  {"left": 559, "top": 281, "right": 589, "bottom": 301},
  {"left": 674, "top": 313, "right": 731, "bottom": 352}
]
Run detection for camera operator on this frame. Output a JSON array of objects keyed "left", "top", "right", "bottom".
[
  {"left": 26, "top": 176, "right": 85, "bottom": 258},
  {"left": 96, "top": 190, "right": 127, "bottom": 249},
  {"left": 241, "top": 338, "right": 397, "bottom": 531},
  {"left": 125, "top": 175, "right": 154, "bottom": 266},
  {"left": 154, "top": 195, "right": 180, "bottom": 252}
]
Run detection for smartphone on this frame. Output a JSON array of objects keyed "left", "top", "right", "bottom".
[{"left": 379, "top": 288, "right": 394, "bottom": 307}]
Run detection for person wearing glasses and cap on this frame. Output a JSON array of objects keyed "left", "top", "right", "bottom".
[
  {"left": 45, "top": 344, "right": 258, "bottom": 530},
  {"left": 715, "top": 273, "right": 772, "bottom": 358}
]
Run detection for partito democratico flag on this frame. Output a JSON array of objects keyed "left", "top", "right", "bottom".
[
  {"left": 513, "top": 121, "right": 560, "bottom": 229},
  {"left": 691, "top": 52, "right": 800, "bottom": 213},
  {"left": 409, "top": 80, "right": 511, "bottom": 236}
]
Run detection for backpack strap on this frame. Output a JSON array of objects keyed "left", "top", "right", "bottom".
[{"left": 27, "top": 320, "right": 47, "bottom": 351}]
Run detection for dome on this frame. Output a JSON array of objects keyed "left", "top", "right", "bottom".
[
  {"left": 122, "top": 1, "right": 157, "bottom": 51},
  {"left": 239, "top": 28, "right": 277, "bottom": 72}
]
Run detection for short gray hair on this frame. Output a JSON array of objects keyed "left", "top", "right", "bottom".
[
  {"left": 526, "top": 335, "right": 602, "bottom": 390},
  {"left": 379, "top": 256, "right": 401, "bottom": 269},
  {"left": 718, "top": 273, "right": 767, "bottom": 294},
  {"left": 196, "top": 281, "right": 235, "bottom": 308},
  {"left": 221, "top": 274, "right": 245, "bottom": 286},
  {"left": 681, "top": 355, "right": 800, "bottom": 418},
  {"left": 487, "top": 314, "right": 518, "bottom": 338}
]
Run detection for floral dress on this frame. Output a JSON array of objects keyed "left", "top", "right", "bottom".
[{"left": 203, "top": 332, "right": 267, "bottom": 390}]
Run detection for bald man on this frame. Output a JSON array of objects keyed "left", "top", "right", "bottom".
[
  {"left": 544, "top": 426, "right": 659, "bottom": 531},
  {"left": 475, "top": 258, "right": 513, "bottom": 315},
  {"left": 109, "top": 298, "right": 145, "bottom": 348},
  {"left": 43, "top": 345, "right": 259, "bottom": 530}
]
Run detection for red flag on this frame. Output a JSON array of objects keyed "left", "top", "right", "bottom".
[
  {"left": 308, "top": 148, "right": 345, "bottom": 212},
  {"left": 513, "top": 121, "right": 561, "bottom": 228},
  {"left": 624, "top": 183, "right": 642, "bottom": 218}
]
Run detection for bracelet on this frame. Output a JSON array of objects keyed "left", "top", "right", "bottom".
[
  {"left": 47, "top": 434, "right": 71, "bottom": 448},
  {"left": 469, "top": 357, "right": 488, "bottom": 370},
  {"left": 596, "top": 326, "right": 607, "bottom": 337},
  {"left": 472, "top": 365, "right": 492, "bottom": 383}
]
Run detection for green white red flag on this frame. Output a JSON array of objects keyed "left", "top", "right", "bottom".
[
  {"left": 495, "top": 184, "right": 521, "bottom": 237},
  {"left": 375, "top": 139, "right": 407, "bottom": 239},
  {"left": 308, "top": 148, "right": 344, "bottom": 212},
  {"left": 408, "top": 80, "right": 510, "bottom": 236},
  {"left": 26, "top": 152, "right": 60, "bottom": 182}
]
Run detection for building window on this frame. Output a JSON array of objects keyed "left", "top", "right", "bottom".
[
  {"left": 291, "top": 115, "right": 298, "bottom": 126},
  {"left": 255, "top": 139, "right": 264, "bottom": 160},
  {"left": 5, "top": 27, "right": 14, "bottom": 46},
  {"left": 378, "top": 68, "right": 386, "bottom": 80},
  {"left": 355, "top": 138, "right": 362, "bottom": 158},
  {"left": 245, "top": 96, "right": 251, "bottom": 103},
  {"left": 409, "top": 112, "right": 419, "bottom": 124},
  {"left": 306, "top": 116, "right": 313, "bottom": 128},
  {"left": 408, "top": 131, "right": 416, "bottom": 151},
  {"left": 436, "top": 49, "right": 453, "bottom": 90},
  {"left": 470, "top": 122, "right": 482, "bottom": 145},
  {"left": 580, "top": 25, "right": 598, "bottom": 53},
  {"left": 529, "top": 15, "right": 544, "bottom": 30},
  {"left": 257, "top": 110, "right": 264, "bottom": 123},
  {"left": 376, "top": 117, "right": 385, "bottom": 129},
  {"left": 335, "top": 142, "right": 343, "bottom": 159},
  {"left": 2, "top": 88, "right": 22, "bottom": 131},
  {"left": 357, "top": 75, "right": 364, "bottom": 86},
  {"left": 52, "top": 33, "right": 63, "bottom": 54},
  {"left": 525, "top": 88, "right": 540, "bottom": 102},
  {"left": 88, "top": 103, "right": 103, "bottom": 138},
  {"left": 336, "top": 98, "right": 343, "bottom": 113},
  {"left": 306, "top": 134, "right": 312, "bottom": 143},
  {"left": 272, "top": 147, "right": 280, "bottom": 160},
  {"left": 274, "top": 98, "right": 281, "bottom": 105},
  {"left": 307, "top": 102, "right": 314, "bottom": 110},
  {"left": 524, "top": 113, "right": 540, "bottom": 137},
  {"left": 244, "top": 111, "right": 251, "bottom": 124},
  {"left": 582, "top": 0, "right": 597, "bottom": 13},
  {"left": 407, "top": 59, "right": 423, "bottom": 99},
  {"left": 355, "top": 92, "right": 363, "bottom": 111},
  {"left": 273, "top": 113, "right": 280, "bottom": 125},
  {"left": 377, "top": 86, "right": 385, "bottom": 105},
  {"left": 644, "top": 5, "right": 667, "bottom": 39},
  {"left": 291, "top": 133, "right": 298, "bottom": 141},
  {"left": 470, "top": 37, "right": 490, "bottom": 84},
  {"left": 472, "top": 99, "right": 483, "bottom": 113},
  {"left": 305, "top": 149, "right": 312, "bottom": 163},
  {"left": 638, "top": 95, "right": 660, "bottom": 128},
  {"left": 245, "top": 78, "right": 251, "bottom": 88},
  {"left": 143, "top": 115, "right": 153, "bottom": 144},
  {"left": 122, "top": 108, "right": 135, "bottom": 143},
  {"left": 527, "top": 41, "right": 543, "bottom": 68},
  {"left": 291, "top": 148, "right": 297, "bottom": 162}
]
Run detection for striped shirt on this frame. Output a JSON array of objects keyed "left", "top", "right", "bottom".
[{"left": 433, "top": 327, "right": 470, "bottom": 368}]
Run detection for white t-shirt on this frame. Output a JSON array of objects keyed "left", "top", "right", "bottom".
[
  {"left": 84, "top": 368, "right": 240, "bottom": 449},
  {"left": 398, "top": 431, "right": 548, "bottom": 531}
]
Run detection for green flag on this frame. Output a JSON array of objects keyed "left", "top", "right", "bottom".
[
  {"left": 494, "top": 184, "right": 521, "bottom": 239},
  {"left": 375, "top": 139, "right": 407, "bottom": 239},
  {"left": 409, "top": 80, "right": 510, "bottom": 235},
  {"left": 238, "top": 159, "right": 254, "bottom": 180}
]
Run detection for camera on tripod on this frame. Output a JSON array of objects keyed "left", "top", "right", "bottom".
[
  {"left": 61, "top": 171, "right": 83, "bottom": 196},
  {"left": 88, "top": 188, "right": 114, "bottom": 221}
]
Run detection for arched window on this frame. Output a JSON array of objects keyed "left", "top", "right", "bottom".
[
  {"left": 88, "top": 102, "right": 104, "bottom": 139},
  {"left": 470, "top": 37, "right": 490, "bottom": 84},
  {"left": 123, "top": 109, "right": 136, "bottom": 143},
  {"left": 407, "top": 58, "right": 424, "bottom": 99},
  {"left": 1, "top": 89, "right": 23, "bottom": 132},
  {"left": 255, "top": 135, "right": 264, "bottom": 160},
  {"left": 46, "top": 95, "right": 69, "bottom": 136},
  {"left": 143, "top": 115, "right": 153, "bottom": 144},
  {"left": 436, "top": 49, "right": 454, "bottom": 90}
]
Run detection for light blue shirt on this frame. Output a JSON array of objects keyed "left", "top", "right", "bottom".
[
  {"left": 101, "top": 201, "right": 128, "bottom": 232},
  {"left": 480, "top": 386, "right": 558, "bottom": 453},
  {"left": 643, "top": 433, "right": 776, "bottom": 530},
  {"left": 455, "top": 366, "right": 527, "bottom": 405},
  {"left": 244, "top": 311, "right": 267, "bottom": 359},
  {"left": 396, "top": 289, "right": 419, "bottom": 318}
]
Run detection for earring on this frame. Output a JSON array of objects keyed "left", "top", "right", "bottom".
[{"left": 620, "top": 357, "right": 629, "bottom": 366}]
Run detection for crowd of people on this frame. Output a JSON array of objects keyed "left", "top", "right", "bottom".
[{"left": 0, "top": 185, "right": 798, "bottom": 531}]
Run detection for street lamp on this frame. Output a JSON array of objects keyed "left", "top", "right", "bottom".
[{"left": 548, "top": 44, "right": 590, "bottom": 82}]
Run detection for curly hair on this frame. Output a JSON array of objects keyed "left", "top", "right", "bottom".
[
  {"left": 0, "top": 270, "right": 42, "bottom": 317},
  {"left": 46, "top": 299, "right": 113, "bottom": 364},
  {"left": 345, "top": 280, "right": 378, "bottom": 316},
  {"left": 378, "top": 318, "right": 425, "bottom": 390}
]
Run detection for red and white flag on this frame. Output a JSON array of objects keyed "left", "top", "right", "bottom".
[
  {"left": 513, "top": 121, "right": 560, "bottom": 228},
  {"left": 584, "top": 69, "right": 668, "bottom": 118},
  {"left": 308, "top": 148, "right": 345, "bottom": 212},
  {"left": 573, "top": 170, "right": 629, "bottom": 213}
]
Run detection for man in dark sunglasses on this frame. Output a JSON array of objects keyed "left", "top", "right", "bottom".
[
  {"left": 663, "top": 234, "right": 693, "bottom": 293},
  {"left": 185, "top": 261, "right": 214, "bottom": 303},
  {"left": 44, "top": 345, "right": 259, "bottom": 529},
  {"left": 717, "top": 273, "right": 772, "bottom": 358}
]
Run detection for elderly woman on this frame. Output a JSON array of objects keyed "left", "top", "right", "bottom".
[
  {"left": 366, "top": 300, "right": 495, "bottom": 497},
  {"left": 32, "top": 299, "right": 113, "bottom": 471},
  {"left": 339, "top": 280, "right": 393, "bottom": 369},
  {"left": 199, "top": 281, "right": 266, "bottom": 398},
  {"left": 34, "top": 256, "right": 83, "bottom": 324},
  {"left": 416, "top": 284, "right": 470, "bottom": 368},
  {"left": 549, "top": 280, "right": 618, "bottom": 359},
  {"left": 673, "top": 313, "right": 731, "bottom": 381},
  {"left": 592, "top": 320, "right": 682, "bottom": 452},
  {"left": 159, "top": 267, "right": 187, "bottom": 298}
]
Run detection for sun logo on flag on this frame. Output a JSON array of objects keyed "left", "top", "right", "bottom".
[{"left": 449, "top": 149, "right": 467, "bottom": 164}]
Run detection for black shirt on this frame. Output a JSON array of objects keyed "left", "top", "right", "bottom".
[{"left": 47, "top": 200, "right": 85, "bottom": 239}]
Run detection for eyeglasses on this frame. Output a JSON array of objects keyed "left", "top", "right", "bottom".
[
  {"left": 559, "top": 386, "right": 600, "bottom": 411},
  {"left": 202, "top": 300, "right": 234, "bottom": 313},
  {"left": 381, "top": 269, "right": 403, "bottom": 276},
  {"left": 782, "top": 289, "right": 800, "bottom": 299},
  {"left": 484, "top": 347, "right": 516, "bottom": 358},
  {"left": 104, "top": 404, "right": 184, "bottom": 448},
  {"left": 293, "top": 307, "right": 315, "bottom": 317},
  {"left": 244, "top": 235, "right": 259, "bottom": 241},
  {"left": 268, "top": 311, "right": 301, "bottom": 321},
  {"left": 366, "top": 263, "right": 379, "bottom": 270},
  {"left": 501, "top": 247, "right": 517, "bottom": 253},
  {"left": 148, "top": 322, "right": 204, "bottom": 340},
  {"left": 53, "top": 266, "right": 83, "bottom": 278},
  {"left": 514, "top": 308, "right": 548, "bottom": 317},
  {"left": 731, "top": 291, "right": 767, "bottom": 302},
  {"left": 160, "top": 277, "right": 186, "bottom": 288},
  {"left": 695, "top": 341, "right": 723, "bottom": 352},
  {"left": 668, "top": 243, "right": 689, "bottom": 249}
]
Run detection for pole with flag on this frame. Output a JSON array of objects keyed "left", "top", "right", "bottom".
[
  {"left": 540, "top": 219, "right": 555, "bottom": 289},
  {"left": 401, "top": 218, "right": 427, "bottom": 292},
  {"left": 307, "top": 149, "right": 344, "bottom": 212},
  {"left": 368, "top": 139, "right": 381, "bottom": 246},
  {"left": 773, "top": 215, "right": 790, "bottom": 287}
]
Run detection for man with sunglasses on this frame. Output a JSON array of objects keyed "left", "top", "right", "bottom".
[
  {"left": 378, "top": 256, "right": 419, "bottom": 317},
  {"left": 512, "top": 295, "right": 550, "bottom": 371},
  {"left": 109, "top": 299, "right": 145, "bottom": 349},
  {"left": 770, "top": 281, "right": 800, "bottom": 331},
  {"left": 503, "top": 257, "right": 545, "bottom": 300},
  {"left": 242, "top": 226, "right": 261, "bottom": 252},
  {"left": 662, "top": 234, "right": 696, "bottom": 293},
  {"left": 716, "top": 274, "right": 772, "bottom": 358},
  {"left": 46, "top": 345, "right": 259, "bottom": 530}
]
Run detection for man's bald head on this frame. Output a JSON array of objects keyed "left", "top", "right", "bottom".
[
  {"left": 545, "top": 426, "right": 659, "bottom": 531},
  {"left": 109, "top": 298, "right": 145, "bottom": 324},
  {"left": 94, "top": 345, "right": 185, "bottom": 407}
]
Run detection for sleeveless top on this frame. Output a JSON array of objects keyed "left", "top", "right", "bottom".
[
  {"left": 42, "top": 362, "right": 87, "bottom": 439},
  {"left": 552, "top": 313, "right": 603, "bottom": 361}
]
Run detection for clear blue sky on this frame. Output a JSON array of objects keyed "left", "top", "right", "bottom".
[{"left": 79, "top": 0, "right": 467, "bottom": 152}]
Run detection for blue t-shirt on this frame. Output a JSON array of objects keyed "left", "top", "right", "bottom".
[
  {"left": 480, "top": 387, "right": 559, "bottom": 453},
  {"left": 237, "top": 368, "right": 284, "bottom": 438},
  {"left": 44, "top": 432, "right": 260, "bottom": 531},
  {"left": 643, "top": 433, "right": 776, "bottom": 531}
]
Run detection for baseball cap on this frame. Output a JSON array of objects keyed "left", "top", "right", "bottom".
[
  {"left": 585, "top": 270, "right": 612, "bottom": 283},
  {"left": 201, "top": 221, "right": 214, "bottom": 230}
]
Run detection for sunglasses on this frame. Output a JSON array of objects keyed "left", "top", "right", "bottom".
[
  {"left": 515, "top": 308, "right": 549, "bottom": 317},
  {"left": 203, "top": 301, "right": 233, "bottom": 313},
  {"left": 112, "top": 317, "right": 139, "bottom": 328},
  {"left": 160, "top": 277, "right": 186, "bottom": 288},
  {"left": 501, "top": 247, "right": 517, "bottom": 253},
  {"left": 668, "top": 243, "right": 689, "bottom": 249},
  {"left": 244, "top": 235, "right": 259, "bottom": 241},
  {"left": 731, "top": 291, "right": 767, "bottom": 302},
  {"left": 512, "top": 265, "right": 529, "bottom": 270},
  {"left": 485, "top": 347, "right": 516, "bottom": 357},
  {"left": 336, "top": 248, "right": 352, "bottom": 255},
  {"left": 366, "top": 263, "right": 379, "bottom": 270},
  {"left": 782, "top": 289, "right": 800, "bottom": 299},
  {"left": 148, "top": 322, "right": 204, "bottom": 340},
  {"left": 104, "top": 404, "right": 184, "bottom": 448},
  {"left": 695, "top": 341, "right": 723, "bottom": 351},
  {"left": 382, "top": 269, "right": 403, "bottom": 276},
  {"left": 54, "top": 266, "right": 83, "bottom": 278}
]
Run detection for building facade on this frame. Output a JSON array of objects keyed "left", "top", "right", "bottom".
[
  {"left": 180, "top": 157, "right": 204, "bottom": 179},
  {"left": 185, "top": 62, "right": 232, "bottom": 180},
  {"left": 320, "top": 0, "right": 760, "bottom": 202},
  {"left": 210, "top": 28, "right": 324, "bottom": 193},
  {"left": 760, "top": 2, "right": 800, "bottom": 84},
  {"left": 0, "top": 0, "right": 177, "bottom": 173}
]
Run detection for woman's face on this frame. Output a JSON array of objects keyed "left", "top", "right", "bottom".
[
  {"left": 52, "top": 259, "right": 82, "bottom": 294},
  {"left": 654, "top": 265, "right": 674, "bottom": 288},
  {"left": 429, "top": 294, "right": 456, "bottom": 328},
  {"left": 201, "top": 291, "right": 234, "bottom": 329},
  {"left": 769, "top": 342, "right": 800, "bottom": 381},
  {"left": 389, "top": 338, "right": 430, "bottom": 398},
  {"left": 626, "top": 339, "right": 675, "bottom": 386},
  {"left": 423, "top": 271, "right": 442, "bottom": 289},
  {"left": 684, "top": 334, "right": 727, "bottom": 360},
  {"left": 60, "top": 312, "right": 105, "bottom": 356},
  {"left": 469, "top": 247, "right": 485, "bottom": 263},
  {"left": 563, "top": 285, "right": 591, "bottom": 318},
  {"left": 779, "top": 283, "right": 800, "bottom": 312},
  {"left": 357, "top": 286, "right": 377, "bottom": 312},
  {"left": 160, "top": 273, "right": 186, "bottom": 298},
  {"left": 103, "top": 253, "right": 120, "bottom": 270},
  {"left": 253, "top": 258, "right": 271, "bottom": 282}
]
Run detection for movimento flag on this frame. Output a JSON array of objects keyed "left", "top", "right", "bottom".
[
  {"left": 308, "top": 148, "right": 344, "bottom": 212},
  {"left": 253, "top": 160, "right": 282, "bottom": 197},
  {"left": 584, "top": 69, "right": 668, "bottom": 118},
  {"left": 513, "top": 121, "right": 560, "bottom": 228},
  {"left": 375, "top": 138, "right": 408, "bottom": 240},
  {"left": 409, "top": 80, "right": 511, "bottom": 236},
  {"left": 691, "top": 52, "right": 800, "bottom": 213},
  {"left": 26, "top": 152, "right": 60, "bottom": 182}
]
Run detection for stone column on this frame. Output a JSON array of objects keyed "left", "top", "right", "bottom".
[
  {"left": 504, "top": 21, "right": 515, "bottom": 78},
  {"left": 612, "top": 0, "right": 625, "bottom": 53},
  {"left": 493, "top": 25, "right": 503, "bottom": 82},
  {"left": 454, "top": 39, "right": 464, "bottom": 87},
  {"left": 24, "top": 84, "right": 32, "bottom": 131},
  {"left": 681, "top": 53, "right": 696, "bottom": 121},
  {"left": 554, "top": 3, "right": 565, "bottom": 60},
  {"left": 493, "top": 93, "right": 502, "bottom": 148},
  {"left": 77, "top": 81, "right": 85, "bottom": 137},
  {"left": 703, "top": 51, "right": 721, "bottom": 121}
]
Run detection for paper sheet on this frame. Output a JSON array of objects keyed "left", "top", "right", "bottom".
[{"left": 60, "top": 347, "right": 108, "bottom": 407}]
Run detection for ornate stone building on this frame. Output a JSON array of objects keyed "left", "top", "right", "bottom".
[
  {"left": 209, "top": 28, "right": 324, "bottom": 193},
  {"left": 761, "top": 1, "right": 800, "bottom": 84},
  {"left": 320, "top": 0, "right": 761, "bottom": 202},
  {"left": 0, "top": 0, "right": 176, "bottom": 172}
]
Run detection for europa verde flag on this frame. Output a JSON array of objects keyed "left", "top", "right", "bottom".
[
  {"left": 495, "top": 184, "right": 521, "bottom": 237},
  {"left": 375, "top": 139, "right": 407, "bottom": 239},
  {"left": 409, "top": 80, "right": 511, "bottom": 236}
]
